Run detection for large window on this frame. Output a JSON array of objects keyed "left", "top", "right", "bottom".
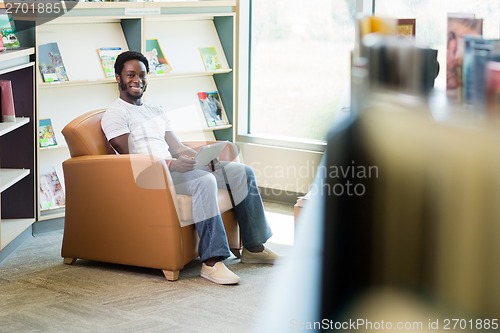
[
  {"left": 244, "top": 0, "right": 499, "bottom": 148},
  {"left": 247, "top": 0, "right": 357, "bottom": 145}
]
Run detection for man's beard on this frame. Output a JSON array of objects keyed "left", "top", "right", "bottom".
[{"left": 119, "top": 80, "right": 146, "bottom": 100}]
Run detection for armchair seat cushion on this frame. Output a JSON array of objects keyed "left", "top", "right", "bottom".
[{"left": 177, "top": 189, "right": 234, "bottom": 226}]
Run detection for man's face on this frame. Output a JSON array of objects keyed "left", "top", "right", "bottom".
[{"left": 117, "top": 59, "right": 147, "bottom": 103}]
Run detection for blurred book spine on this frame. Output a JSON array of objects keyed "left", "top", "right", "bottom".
[
  {"left": 462, "top": 36, "right": 486, "bottom": 105},
  {"left": 486, "top": 61, "right": 500, "bottom": 117},
  {"left": 396, "top": 18, "right": 416, "bottom": 37},
  {"left": 0, "top": 80, "right": 15, "bottom": 122},
  {"left": 446, "top": 14, "right": 483, "bottom": 100},
  {"left": 471, "top": 43, "right": 494, "bottom": 107}
]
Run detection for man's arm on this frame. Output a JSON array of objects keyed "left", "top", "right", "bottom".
[
  {"left": 165, "top": 131, "right": 197, "bottom": 172},
  {"left": 109, "top": 134, "right": 130, "bottom": 154},
  {"left": 165, "top": 131, "right": 197, "bottom": 158},
  {"left": 109, "top": 131, "right": 200, "bottom": 173}
]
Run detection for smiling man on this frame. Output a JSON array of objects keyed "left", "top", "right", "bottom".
[{"left": 101, "top": 51, "right": 278, "bottom": 285}]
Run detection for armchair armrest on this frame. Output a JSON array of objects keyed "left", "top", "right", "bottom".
[{"left": 63, "top": 154, "right": 179, "bottom": 223}]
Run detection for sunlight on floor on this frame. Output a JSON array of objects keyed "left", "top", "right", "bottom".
[{"left": 264, "top": 201, "right": 295, "bottom": 246}]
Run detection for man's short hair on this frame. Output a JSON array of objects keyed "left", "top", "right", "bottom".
[{"left": 114, "top": 51, "right": 150, "bottom": 75}]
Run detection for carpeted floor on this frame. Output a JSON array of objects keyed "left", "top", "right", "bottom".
[{"left": 0, "top": 203, "right": 294, "bottom": 333}]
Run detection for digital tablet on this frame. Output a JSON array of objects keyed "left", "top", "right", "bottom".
[{"left": 195, "top": 141, "right": 228, "bottom": 167}]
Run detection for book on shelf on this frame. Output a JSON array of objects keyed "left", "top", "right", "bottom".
[
  {"left": 357, "top": 15, "right": 398, "bottom": 38},
  {"left": 0, "top": 80, "right": 15, "bottom": 122},
  {"left": 199, "top": 46, "right": 223, "bottom": 71},
  {"left": 38, "top": 42, "right": 69, "bottom": 83},
  {"left": 197, "top": 91, "right": 228, "bottom": 127},
  {"left": 396, "top": 18, "right": 416, "bottom": 37},
  {"left": 145, "top": 39, "right": 172, "bottom": 75},
  {"left": 0, "top": 10, "right": 20, "bottom": 50},
  {"left": 486, "top": 61, "right": 500, "bottom": 116},
  {"left": 464, "top": 38, "right": 499, "bottom": 106},
  {"left": 98, "top": 47, "right": 122, "bottom": 78},
  {"left": 462, "top": 35, "right": 487, "bottom": 104},
  {"left": 39, "top": 118, "right": 58, "bottom": 148},
  {"left": 446, "top": 13, "right": 483, "bottom": 97},
  {"left": 39, "top": 166, "right": 65, "bottom": 210}
]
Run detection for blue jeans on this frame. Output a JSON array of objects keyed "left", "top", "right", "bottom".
[{"left": 170, "top": 162, "right": 273, "bottom": 262}]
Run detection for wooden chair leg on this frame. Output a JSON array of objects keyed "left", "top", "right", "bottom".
[
  {"left": 163, "top": 270, "right": 180, "bottom": 281},
  {"left": 63, "top": 257, "right": 77, "bottom": 265},
  {"left": 230, "top": 248, "right": 241, "bottom": 258}
]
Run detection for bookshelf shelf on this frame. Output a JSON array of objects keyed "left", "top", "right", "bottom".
[
  {"left": 39, "top": 207, "right": 65, "bottom": 221},
  {"left": 1, "top": 218, "right": 35, "bottom": 249},
  {"left": 38, "top": 78, "right": 118, "bottom": 89},
  {"left": 142, "top": 1, "right": 237, "bottom": 9},
  {"left": 40, "top": 206, "right": 65, "bottom": 214},
  {"left": 147, "top": 68, "right": 233, "bottom": 80},
  {"left": 37, "top": 68, "right": 233, "bottom": 89},
  {"left": 39, "top": 144, "right": 67, "bottom": 151},
  {"left": 0, "top": 61, "right": 35, "bottom": 76},
  {"left": 0, "top": 169, "right": 30, "bottom": 193},
  {"left": 0, "top": 48, "right": 35, "bottom": 69},
  {"left": 207, "top": 124, "right": 233, "bottom": 131},
  {"left": 0, "top": 117, "right": 29, "bottom": 136},
  {"left": 0, "top": 47, "right": 34, "bottom": 60}
]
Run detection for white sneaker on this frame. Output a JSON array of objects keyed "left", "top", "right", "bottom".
[
  {"left": 241, "top": 246, "right": 279, "bottom": 264},
  {"left": 200, "top": 262, "right": 240, "bottom": 285}
]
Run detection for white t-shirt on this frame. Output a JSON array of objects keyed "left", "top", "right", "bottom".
[{"left": 101, "top": 98, "right": 174, "bottom": 160}]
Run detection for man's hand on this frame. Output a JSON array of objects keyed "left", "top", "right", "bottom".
[
  {"left": 209, "top": 158, "right": 220, "bottom": 171},
  {"left": 169, "top": 155, "right": 196, "bottom": 172}
]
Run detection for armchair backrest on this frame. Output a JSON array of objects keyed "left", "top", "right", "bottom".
[{"left": 62, "top": 109, "right": 115, "bottom": 157}]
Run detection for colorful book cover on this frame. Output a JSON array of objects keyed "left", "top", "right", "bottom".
[
  {"left": 38, "top": 42, "right": 69, "bottom": 83},
  {"left": 0, "top": 12, "right": 20, "bottom": 49},
  {"left": 39, "top": 118, "right": 58, "bottom": 148},
  {"left": 199, "top": 46, "right": 222, "bottom": 71},
  {"left": 39, "top": 165, "right": 65, "bottom": 210},
  {"left": 397, "top": 19, "right": 416, "bottom": 37},
  {"left": 197, "top": 91, "right": 228, "bottom": 127},
  {"left": 145, "top": 39, "right": 172, "bottom": 75},
  {"left": 446, "top": 14, "right": 483, "bottom": 96},
  {"left": 0, "top": 80, "right": 15, "bottom": 122},
  {"left": 357, "top": 15, "right": 398, "bottom": 38},
  {"left": 98, "top": 47, "right": 122, "bottom": 78},
  {"left": 486, "top": 61, "right": 500, "bottom": 116}
]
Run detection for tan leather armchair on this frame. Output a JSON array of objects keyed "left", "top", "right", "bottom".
[{"left": 60, "top": 109, "right": 241, "bottom": 281}]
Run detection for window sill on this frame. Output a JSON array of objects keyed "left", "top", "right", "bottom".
[{"left": 235, "top": 133, "right": 327, "bottom": 153}]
